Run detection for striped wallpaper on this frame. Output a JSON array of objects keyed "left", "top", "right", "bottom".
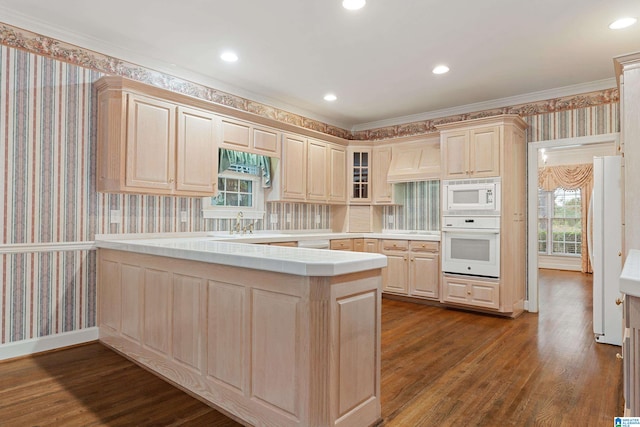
[
  {"left": 0, "top": 40, "right": 620, "bottom": 346},
  {"left": 383, "top": 181, "right": 440, "bottom": 232}
]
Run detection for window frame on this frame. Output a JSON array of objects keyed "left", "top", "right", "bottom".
[
  {"left": 202, "top": 170, "right": 266, "bottom": 220},
  {"left": 538, "top": 188, "right": 582, "bottom": 257}
]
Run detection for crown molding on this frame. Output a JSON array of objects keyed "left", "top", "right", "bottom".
[{"left": 351, "top": 78, "right": 617, "bottom": 132}]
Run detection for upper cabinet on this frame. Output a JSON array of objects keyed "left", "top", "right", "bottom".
[
  {"left": 372, "top": 145, "right": 393, "bottom": 204},
  {"left": 440, "top": 125, "right": 500, "bottom": 179},
  {"left": 277, "top": 133, "right": 347, "bottom": 204},
  {"left": 96, "top": 77, "right": 217, "bottom": 196},
  {"left": 219, "top": 116, "right": 280, "bottom": 157},
  {"left": 348, "top": 147, "right": 372, "bottom": 204},
  {"left": 386, "top": 136, "right": 441, "bottom": 183}
]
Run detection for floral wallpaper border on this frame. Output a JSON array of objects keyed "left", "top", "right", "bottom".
[{"left": 0, "top": 21, "right": 619, "bottom": 142}]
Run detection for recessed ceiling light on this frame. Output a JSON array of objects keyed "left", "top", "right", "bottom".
[
  {"left": 342, "top": 0, "right": 366, "bottom": 11},
  {"left": 324, "top": 93, "right": 337, "bottom": 102},
  {"left": 220, "top": 51, "right": 239, "bottom": 62},
  {"left": 432, "top": 65, "right": 450, "bottom": 75},
  {"left": 609, "top": 17, "right": 637, "bottom": 29}
]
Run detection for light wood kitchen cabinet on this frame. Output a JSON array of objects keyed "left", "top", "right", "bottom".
[
  {"left": 441, "top": 274, "right": 500, "bottom": 310},
  {"left": 437, "top": 115, "right": 527, "bottom": 316},
  {"left": 380, "top": 239, "right": 440, "bottom": 300},
  {"left": 269, "top": 241, "right": 297, "bottom": 247},
  {"left": 440, "top": 125, "right": 500, "bottom": 179},
  {"left": 306, "top": 138, "right": 328, "bottom": 201},
  {"left": 96, "top": 78, "right": 218, "bottom": 196},
  {"left": 409, "top": 241, "right": 440, "bottom": 299},
  {"left": 372, "top": 145, "right": 393, "bottom": 204},
  {"left": 348, "top": 147, "right": 372, "bottom": 203},
  {"left": 277, "top": 134, "right": 346, "bottom": 204},
  {"left": 354, "top": 238, "right": 379, "bottom": 253},
  {"left": 219, "top": 116, "right": 280, "bottom": 157},
  {"left": 330, "top": 238, "right": 354, "bottom": 251},
  {"left": 380, "top": 240, "right": 410, "bottom": 295},
  {"left": 281, "top": 133, "right": 307, "bottom": 201},
  {"left": 328, "top": 144, "right": 347, "bottom": 203}
]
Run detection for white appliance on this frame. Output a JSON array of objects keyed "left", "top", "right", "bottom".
[
  {"left": 442, "top": 216, "right": 501, "bottom": 278},
  {"left": 589, "top": 155, "right": 623, "bottom": 346},
  {"left": 442, "top": 178, "right": 501, "bottom": 216}
]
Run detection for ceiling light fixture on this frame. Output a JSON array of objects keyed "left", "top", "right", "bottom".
[
  {"left": 324, "top": 93, "right": 337, "bottom": 102},
  {"left": 220, "top": 51, "right": 239, "bottom": 62},
  {"left": 342, "top": 0, "right": 366, "bottom": 11},
  {"left": 609, "top": 17, "right": 637, "bottom": 29},
  {"left": 432, "top": 65, "right": 450, "bottom": 75}
]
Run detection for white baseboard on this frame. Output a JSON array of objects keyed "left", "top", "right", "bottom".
[{"left": 0, "top": 327, "right": 99, "bottom": 361}]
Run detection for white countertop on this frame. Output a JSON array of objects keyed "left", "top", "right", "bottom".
[
  {"left": 620, "top": 249, "right": 640, "bottom": 297},
  {"left": 95, "top": 236, "right": 388, "bottom": 277}
]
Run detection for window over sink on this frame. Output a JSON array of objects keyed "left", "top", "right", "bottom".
[{"left": 202, "top": 149, "right": 272, "bottom": 220}]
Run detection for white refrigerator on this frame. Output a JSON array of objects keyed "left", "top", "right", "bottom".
[{"left": 590, "top": 155, "right": 623, "bottom": 346}]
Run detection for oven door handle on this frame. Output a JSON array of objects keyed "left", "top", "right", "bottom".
[{"left": 442, "top": 228, "right": 500, "bottom": 234}]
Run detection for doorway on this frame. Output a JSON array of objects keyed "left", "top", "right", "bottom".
[{"left": 526, "top": 133, "right": 619, "bottom": 312}]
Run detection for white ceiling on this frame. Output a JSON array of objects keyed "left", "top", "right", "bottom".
[{"left": 0, "top": 0, "right": 638, "bottom": 131}]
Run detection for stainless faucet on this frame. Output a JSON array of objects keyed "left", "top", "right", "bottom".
[{"left": 231, "top": 211, "right": 243, "bottom": 234}]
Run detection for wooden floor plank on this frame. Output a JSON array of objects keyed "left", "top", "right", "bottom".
[{"left": 0, "top": 269, "right": 623, "bottom": 426}]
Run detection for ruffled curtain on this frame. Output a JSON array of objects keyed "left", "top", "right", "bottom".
[
  {"left": 218, "top": 148, "right": 272, "bottom": 187},
  {"left": 538, "top": 163, "right": 593, "bottom": 273}
]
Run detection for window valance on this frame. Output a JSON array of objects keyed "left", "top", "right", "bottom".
[{"left": 218, "top": 148, "right": 272, "bottom": 187}]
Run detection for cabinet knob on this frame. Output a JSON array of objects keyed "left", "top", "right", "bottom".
[
  {"left": 619, "top": 252, "right": 622, "bottom": 257},
  {"left": 467, "top": 291, "right": 471, "bottom": 295},
  {"left": 169, "top": 178, "right": 174, "bottom": 183},
  {"left": 616, "top": 298, "right": 623, "bottom": 306},
  {"left": 616, "top": 353, "right": 623, "bottom": 360}
]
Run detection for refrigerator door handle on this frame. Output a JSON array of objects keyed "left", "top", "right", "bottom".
[{"left": 587, "top": 188, "right": 594, "bottom": 267}]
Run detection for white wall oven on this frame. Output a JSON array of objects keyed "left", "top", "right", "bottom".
[
  {"left": 442, "top": 216, "right": 500, "bottom": 278},
  {"left": 442, "top": 178, "right": 501, "bottom": 216}
]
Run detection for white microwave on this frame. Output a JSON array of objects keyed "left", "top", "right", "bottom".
[{"left": 442, "top": 178, "right": 501, "bottom": 215}]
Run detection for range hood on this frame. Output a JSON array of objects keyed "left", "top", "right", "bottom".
[{"left": 386, "top": 138, "right": 441, "bottom": 183}]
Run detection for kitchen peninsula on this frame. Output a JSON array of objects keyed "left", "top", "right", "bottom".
[{"left": 96, "top": 235, "right": 387, "bottom": 427}]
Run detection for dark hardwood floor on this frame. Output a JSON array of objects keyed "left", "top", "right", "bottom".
[{"left": 0, "top": 269, "right": 623, "bottom": 426}]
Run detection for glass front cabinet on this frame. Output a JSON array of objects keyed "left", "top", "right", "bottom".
[{"left": 349, "top": 147, "right": 372, "bottom": 203}]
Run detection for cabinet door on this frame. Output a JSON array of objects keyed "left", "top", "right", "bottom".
[
  {"left": 220, "top": 117, "right": 250, "bottom": 150},
  {"left": 282, "top": 134, "right": 307, "bottom": 200},
  {"left": 307, "top": 139, "right": 328, "bottom": 201},
  {"left": 176, "top": 106, "right": 217, "bottom": 194},
  {"left": 363, "top": 239, "right": 378, "bottom": 253},
  {"left": 373, "top": 146, "right": 393, "bottom": 204},
  {"left": 441, "top": 131, "right": 469, "bottom": 179},
  {"left": 442, "top": 275, "right": 499, "bottom": 310},
  {"left": 126, "top": 93, "right": 176, "bottom": 190},
  {"left": 382, "top": 252, "right": 409, "bottom": 294},
  {"left": 469, "top": 126, "right": 500, "bottom": 177},
  {"left": 349, "top": 148, "right": 372, "bottom": 203},
  {"left": 410, "top": 253, "right": 439, "bottom": 299},
  {"left": 253, "top": 126, "right": 279, "bottom": 156},
  {"left": 328, "top": 145, "right": 347, "bottom": 203}
]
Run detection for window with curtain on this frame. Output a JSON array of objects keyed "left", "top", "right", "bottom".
[
  {"left": 538, "top": 188, "right": 582, "bottom": 256},
  {"left": 202, "top": 149, "right": 272, "bottom": 219}
]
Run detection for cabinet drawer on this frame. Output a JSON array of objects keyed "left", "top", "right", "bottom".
[
  {"left": 409, "top": 241, "right": 439, "bottom": 253},
  {"left": 330, "top": 239, "right": 354, "bottom": 251},
  {"left": 381, "top": 240, "right": 409, "bottom": 251}
]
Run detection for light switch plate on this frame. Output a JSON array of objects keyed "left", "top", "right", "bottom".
[
  {"left": 388, "top": 215, "right": 394, "bottom": 224},
  {"left": 315, "top": 214, "right": 321, "bottom": 225},
  {"left": 180, "top": 211, "right": 188, "bottom": 223},
  {"left": 110, "top": 209, "right": 122, "bottom": 224},
  {"left": 270, "top": 213, "right": 278, "bottom": 224},
  {"left": 286, "top": 213, "right": 292, "bottom": 223}
]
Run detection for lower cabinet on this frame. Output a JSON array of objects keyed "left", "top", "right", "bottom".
[
  {"left": 623, "top": 295, "right": 640, "bottom": 416},
  {"left": 441, "top": 274, "right": 500, "bottom": 310},
  {"left": 380, "top": 239, "right": 440, "bottom": 300},
  {"left": 354, "top": 238, "right": 379, "bottom": 253},
  {"left": 330, "top": 238, "right": 354, "bottom": 251}
]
